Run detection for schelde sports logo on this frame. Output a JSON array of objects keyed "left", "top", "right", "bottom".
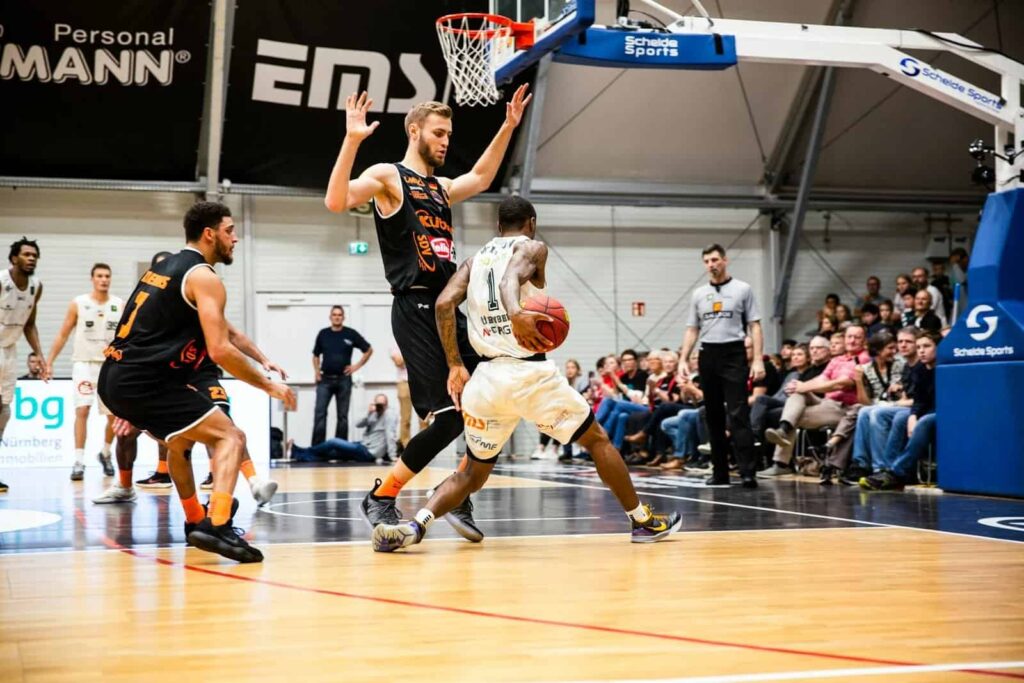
[
  {"left": 966, "top": 305, "right": 998, "bottom": 341},
  {"left": 624, "top": 35, "right": 679, "bottom": 58},
  {"left": 897, "top": 56, "right": 1004, "bottom": 112}
]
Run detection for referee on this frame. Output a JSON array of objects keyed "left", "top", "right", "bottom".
[{"left": 679, "top": 244, "right": 765, "bottom": 489}]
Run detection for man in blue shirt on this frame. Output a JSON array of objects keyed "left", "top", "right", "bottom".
[{"left": 312, "top": 306, "right": 372, "bottom": 444}]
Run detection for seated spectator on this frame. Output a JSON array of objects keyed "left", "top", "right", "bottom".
[
  {"left": 589, "top": 354, "right": 621, "bottom": 410},
  {"left": 290, "top": 394, "right": 396, "bottom": 464},
  {"left": 892, "top": 274, "right": 913, "bottom": 315},
  {"left": 818, "top": 314, "right": 838, "bottom": 338},
  {"left": 758, "top": 325, "right": 869, "bottom": 477},
  {"left": 899, "top": 288, "right": 918, "bottom": 328},
  {"left": 877, "top": 299, "right": 897, "bottom": 331},
  {"left": 834, "top": 304, "right": 853, "bottom": 329},
  {"left": 655, "top": 361, "right": 705, "bottom": 471},
  {"left": 860, "top": 331, "right": 939, "bottom": 490},
  {"left": 841, "top": 326, "right": 920, "bottom": 483},
  {"left": 818, "top": 330, "right": 904, "bottom": 484},
  {"left": 860, "top": 302, "right": 886, "bottom": 338},
  {"left": 779, "top": 339, "right": 798, "bottom": 370},
  {"left": 930, "top": 261, "right": 954, "bottom": 320},
  {"left": 854, "top": 276, "right": 883, "bottom": 315},
  {"left": 829, "top": 331, "right": 845, "bottom": 358},
  {"left": 624, "top": 350, "right": 683, "bottom": 464},
  {"left": 19, "top": 352, "right": 44, "bottom": 380},
  {"left": 912, "top": 289, "right": 942, "bottom": 332},
  {"left": 594, "top": 349, "right": 649, "bottom": 449},
  {"left": 823, "top": 292, "right": 840, "bottom": 318},
  {"left": 912, "top": 266, "right": 947, "bottom": 326},
  {"left": 747, "top": 335, "right": 779, "bottom": 404}
]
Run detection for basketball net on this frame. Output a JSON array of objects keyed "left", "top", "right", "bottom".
[{"left": 436, "top": 14, "right": 528, "bottom": 107}]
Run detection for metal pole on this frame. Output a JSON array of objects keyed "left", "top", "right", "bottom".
[
  {"left": 772, "top": 60, "right": 839, "bottom": 322},
  {"left": 241, "top": 194, "right": 256, "bottom": 337},
  {"left": 510, "top": 53, "right": 552, "bottom": 197},
  {"left": 203, "top": 0, "right": 233, "bottom": 201}
]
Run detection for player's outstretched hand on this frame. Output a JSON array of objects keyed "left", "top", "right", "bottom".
[
  {"left": 510, "top": 310, "right": 554, "bottom": 353},
  {"left": 345, "top": 91, "right": 380, "bottom": 141},
  {"left": 504, "top": 84, "right": 532, "bottom": 128},
  {"left": 262, "top": 359, "right": 288, "bottom": 381},
  {"left": 447, "top": 365, "right": 470, "bottom": 412},
  {"left": 268, "top": 382, "right": 297, "bottom": 411}
]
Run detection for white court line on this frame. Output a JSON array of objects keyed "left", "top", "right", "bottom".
[
  {"left": 546, "top": 660, "right": 1024, "bottom": 682},
  {"left": 496, "top": 467, "right": 1024, "bottom": 546}
]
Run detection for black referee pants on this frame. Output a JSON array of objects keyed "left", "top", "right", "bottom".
[{"left": 698, "top": 341, "right": 756, "bottom": 479}]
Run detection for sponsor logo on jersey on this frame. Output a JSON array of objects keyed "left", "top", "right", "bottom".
[
  {"left": 410, "top": 189, "right": 429, "bottom": 200},
  {"left": 170, "top": 338, "right": 207, "bottom": 370},
  {"left": 414, "top": 234, "right": 436, "bottom": 272},
  {"left": 406, "top": 175, "right": 425, "bottom": 187},
  {"left": 429, "top": 237, "right": 453, "bottom": 261},
  {"left": 463, "top": 413, "right": 486, "bottom": 430},
  {"left": 76, "top": 380, "right": 95, "bottom": 396},
  {"left": 416, "top": 209, "right": 452, "bottom": 234},
  {"left": 85, "top": 320, "right": 94, "bottom": 328}
]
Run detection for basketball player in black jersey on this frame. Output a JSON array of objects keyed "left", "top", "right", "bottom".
[
  {"left": 99, "top": 202, "right": 296, "bottom": 562},
  {"left": 325, "top": 86, "right": 532, "bottom": 538}
]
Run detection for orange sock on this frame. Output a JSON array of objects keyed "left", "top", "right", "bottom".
[
  {"left": 456, "top": 455, "right": 469, "bottom": 473},
  {"left": 118, "top": 469, "right": 132, "bottom": 488},
  {"left": 374, "top": 470, "right": 410, "bottom": 498},
  {"left": 156, "top": 460, "right": 169, "bottom": 474},
  {"left": 180, "top": 494, "right": 205, "bottom": 524},
  {"left": 240, "top": 460, "right": 256, "bottom": 481},
  {"left": 208, "top": 491, "right": 234, "bottom": 526}
]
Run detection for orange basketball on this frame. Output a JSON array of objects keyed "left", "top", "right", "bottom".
[{"left": 521, "top": 294, "right": 570, "bottom": 350}]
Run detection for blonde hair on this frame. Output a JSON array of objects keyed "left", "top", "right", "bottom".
[{"left": 405, "top": 102, "right": 452, "bottom": 137}]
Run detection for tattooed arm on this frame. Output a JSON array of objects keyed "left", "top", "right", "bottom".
[
  {"left": 435, "top": 258, "right": 473, "bottom": 409},
  {"left": 499, "top": 240, "right": 553, "bottom": 353}
]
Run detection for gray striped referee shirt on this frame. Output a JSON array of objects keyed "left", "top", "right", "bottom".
[{"left": 686, "top": 278, "right": 761, "bottom": 344}]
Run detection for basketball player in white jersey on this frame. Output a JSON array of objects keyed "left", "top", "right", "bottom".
[
  {"left": 371, "top": 197, "right": 682, "bottom": 551},
  {"left": 46, "top": 263, "right": 123, "bottom": 480},
  {"left": 0, "top": 238, "right": 49, "bottom": 494}
]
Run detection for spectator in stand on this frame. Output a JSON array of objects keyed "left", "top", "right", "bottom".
[
  {"left": 860, "top": 302, "right": 886, "bottom": 338},
  {"left": 291, "top": 394, "right": 396, "bottom": 464},
  {"left": 835, "top": 304, "right": 853, "bottom": 330},
  {"left": 19, "top": 352, "right": 44, "bottom": 380},
  {"left": 900, "top": 289, "right": 918, "bottom": 328},
  {"left": 535, "top": 359, "right": 589, "bottom": 461},
  {"left": 759, "top": 325, "right": 869, "bottom": 477},
  {"left": 911, "top": 267, "right": 947, "bottom": 326},
  {"left": 829, "top": 331, "right": 845, "bottom": 358},
  {"left": 860, "top": 331, "right": 939, "bottom": 491},
  {"left": 658, "top": 363, "right": 705, "bottom": 471},
  {"left": 841, "top": 326, "right": 920, "bottom": 484},
  {"left": 818, "top": 315, "right": 838, "bottom": 338},
  {"left": 930, "top": 261, "right": 954, "bottom": 321},
  {"left": 893, "top": 274, "right": 913, "bottom": 315},
  {"left": 590, "top": 355, "right": 620, "bottom": 410},
  {"left": 818, "top": 330, "right": 904, "bottom": 484},
  {"left": 779, "top": 339, "right": 798, "bottom": 371},
  {"left": 624, "top": 351, "right": 682, "bottom": 464},
  {"left": 854, "top": 276, "right": 883, "bottom": 315},
  {"left": 747, "top": 335, "right": 778, "bottom": 405},
  {"left": 768, "top": 354, "right": 784, "bottom": 372},
  {"left": 596, "top": 349, "right": 653, "bottom": 449},
  {"left": 912, "top": 289, "right": 942, "bottom": 333},
  {"left": 949, "top": 247, "right": 969, "bottom": 293},
  {"left": 877, "top": 299, "right": 897, "bottom": 332},
  {"left": 823, "top": 293, "right": 840, "bottom": 318}
]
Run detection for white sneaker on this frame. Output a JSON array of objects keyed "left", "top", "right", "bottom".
[
  {"left": 93, "top": 484, "right": 137, "bottom": 504},
  {"left": 250, "top": 477, "right": 278, "bottom": 507},
  {"left": 543, "top": 444, "right": 558, "bottom": 459},
  {"left": 530, "top": 444, "right": 545, "bottom": 460}
]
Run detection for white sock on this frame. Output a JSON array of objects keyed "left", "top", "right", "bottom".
[
  {"left": 414, "top": 508, "right": 435, "bottom": 528},
  {"left": 101, "top": 442, "right": 112, "bottom": 457},
  {"left": 248, "top": 476, "right": 261, "bottom": 489},
  {"left": 626, "top": 503, "right": 651, "bottom": 523},
  {"left": 74, "top": 448, "right": 85, "bottom": 466}
]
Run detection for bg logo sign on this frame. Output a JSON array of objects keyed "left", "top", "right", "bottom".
[
  {"left": 14, "top": 387, "right": 64, "bottom": 430},
  {"left": 966, "top": 305, "right": 998, "bottom": 341}
]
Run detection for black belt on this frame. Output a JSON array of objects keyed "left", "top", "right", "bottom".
[
  {"left": 483, "top": 353, "right": 547, "bottom": 362},
  {"left": 699, "top": 340, "right": 745, "bottom": 349},
  {"left": 320, "top": 374, "right": 346, "bottom": 379}
]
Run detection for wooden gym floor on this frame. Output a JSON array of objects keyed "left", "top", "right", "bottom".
[{"left": 1, "top": 458, "right": 1022, "bottom": 682}]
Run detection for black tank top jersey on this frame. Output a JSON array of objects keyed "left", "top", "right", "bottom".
[
  {"left": 104, "top": 248, "right": 213, "bottom": 373},
  {"left": 373, "top": 163, "right": 457, "bottom": 294}
]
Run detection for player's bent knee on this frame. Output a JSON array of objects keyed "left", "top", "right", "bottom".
[{"left": 574, "top": 419, "right": 609, "bottom": 451}]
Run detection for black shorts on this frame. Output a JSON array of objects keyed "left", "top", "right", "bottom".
[
  {"left": 188, "top": 367, "right": 232, "bottom": 419},
  {"left": 392, "top": 290, "right": 480, "bottom": 420},
  {"left": 98, "top": 361, "right": 219, "bottom": 442}
]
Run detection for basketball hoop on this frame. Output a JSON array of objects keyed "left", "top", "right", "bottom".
[{"left": 436, "top": 13, "right": 534, "bottom": 107}]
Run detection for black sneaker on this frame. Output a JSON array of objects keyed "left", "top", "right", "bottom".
[
  {"left": 186, "top": 517, "right": 263, "bottom": 563},
  {"left": 859, "top": 471, "right": 904, "bottom": 491},
  {"left": 445, "top": 495, "right": 483, "bottom": 542},
  {"left": 704, "top": 474, "right": 731, "bottom": 488},
  {"left": 136, "top": 471, "right": 173, "bottom": 489},
  {"left": 819, "top": 464, "right": 836, "bottom": 486},
  {"left": 839, "top": 465, "right": 870, "bottom": 486},
  {"left": 359, "top": 478, "right": 401, "bottom": 528},
  {"left": 0, "top": 480, "right": 8, "bottom": 493},
  {"left": 184, "top": 497, "right": 240, "bottom": 540},
  {"left": 631, "top": 506, "right": 683, "bottom": 543},
  {"left": 740, "top": 475, "right": 758, "bottom": 489},
  {"left": 200, "top": 472, "right": 213, "bottom": 490},
  {"left": 97, "top": 452, "right": 114, "bottom": 477}
]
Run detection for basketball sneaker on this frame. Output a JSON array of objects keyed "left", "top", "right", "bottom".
[
  {"left": 0, "top": 480, "right": 9, "bottom": 493},
  {"left": 249, "top": 477, "right": 278, "bottom": 507},
  {"left": 631, "top": 506, "right": 683, "bottom": 543},
  {"left": 445, "top": 495, "right": 484, "bottom": 542},
  {"left": 97, "top": 452, "right": 114, "bottom": 477},
  {"left": 136, "top": 471, "right": 173, "bottom": 489},
  {"left": 93, "top": 484, "right": 137, "bottom": 504},
  {"left": 360, "top": 478, "right": 401, "bottom": 527},
  {"left": 70, "top": 463, "right": 85, "bottom": 481},
  {"left": 200, "top": 472, "right": 213, "bottom": 490},
  {"left": 372, "top": 520, "right": 424, "bottom": 552},
  {"left": 187, "top": 517, "right": 263, "bottom": 563}
]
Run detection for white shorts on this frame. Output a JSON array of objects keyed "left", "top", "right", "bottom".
[
  {"left": 72, "top": 361, "right": 111, "bottom": 415},
  {"left": 0, "top": 344, "right": 17, "bottom": 406},
  {"left": 461, "top": 358, "right": 593, "bottom": 460}
]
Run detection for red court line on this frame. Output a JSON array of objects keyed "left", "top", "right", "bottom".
[{"left": 72, "top": 509, "right": 1024, "bottom": 680}]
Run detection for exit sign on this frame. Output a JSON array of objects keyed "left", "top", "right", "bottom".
[{"left": 348, "top": 241, "right": 369, "bottom": 255}]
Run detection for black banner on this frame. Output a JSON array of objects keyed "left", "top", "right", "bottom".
[
  {"left": 221, "top": 0, "right": 532, "bottom": 189},
  {"left": 0, "top": 0, "right": 210, "bottom": 180}
]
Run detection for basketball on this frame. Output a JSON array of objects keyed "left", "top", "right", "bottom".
[{"left": 522, "top": 294, "right": 570, "bottom": 349}]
